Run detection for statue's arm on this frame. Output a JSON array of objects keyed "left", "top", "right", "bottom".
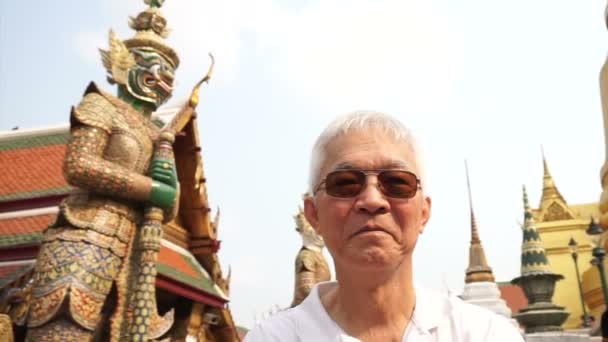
[
  {"left": 63, "top": 125, "right": 153, "bottom": 201},
  {"left": 295, "top": 251, "right": 317, "bottom": 292},
  {"left": 64, "top": 92, "right": 177, "bottom": 209},
  {"left": 294, "top": 270, "right": 316, "bottom": 294}
]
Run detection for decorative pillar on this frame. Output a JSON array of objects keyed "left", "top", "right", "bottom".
[{"left": 511, "top": 186, "right": 569, "bottom": 333}]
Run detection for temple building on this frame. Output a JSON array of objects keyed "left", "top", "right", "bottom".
[
  {"left": 491, "top": 154, "right": 600, "bottom": 332},
  {"left": 0, "top": 112, "right": 242, "bottom": 340},
  {"left": 516, "top": 155, "right": 596, "bottom": 330}
]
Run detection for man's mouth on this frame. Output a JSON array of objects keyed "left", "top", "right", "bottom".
[{"left": 352, "top": 225, "right": 389, "bottom": 237}]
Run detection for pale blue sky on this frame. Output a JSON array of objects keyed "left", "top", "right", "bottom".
[{"left": 1, "top": 0, "right": 606, "bottom": 329}]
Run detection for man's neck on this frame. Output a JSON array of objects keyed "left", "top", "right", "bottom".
[{"left": 321, "top": 261, "right": 415, "bottom": 342}]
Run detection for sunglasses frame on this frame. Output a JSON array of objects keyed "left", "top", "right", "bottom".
[{"left": 314, "top": 169, "right": 422, "bottom": 199}]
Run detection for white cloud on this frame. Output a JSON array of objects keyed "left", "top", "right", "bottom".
[
  {"left": 72, "top": 30, "right": 107, "bottom": 67},
  {"left": 72, "top": 0, "right": 250, "bottom": 85},
  {"left": 252, "top": 0, "right": 465, "bottom": 115},
  {"left": 78, "top": 0, "right": 463, "bottom": 110},
  {"left": 161, "top": 0, "right": 248, "bottom": 85}
]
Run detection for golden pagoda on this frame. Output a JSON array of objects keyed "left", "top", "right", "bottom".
[{"left": 531, "top": 151, "right": 597, "bottom": 329}]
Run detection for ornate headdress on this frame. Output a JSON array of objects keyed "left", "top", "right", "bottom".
[
  {"left": 100, "top": 0, "right": 179, "bottom": 86},
  {"left": 294, "top": 206, "right": 325, "bottom": 250}
]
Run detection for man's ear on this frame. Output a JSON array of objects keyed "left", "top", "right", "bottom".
[
  {"left": 418, "top": 196, "right": 432, "bottom": 234},
  {"left": 303, "top": 196, "right": 320, "bottom": 232}
]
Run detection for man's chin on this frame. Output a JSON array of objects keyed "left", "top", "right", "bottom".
[{"left": 345, "top": 247, "right": 402, "bottom": 270}]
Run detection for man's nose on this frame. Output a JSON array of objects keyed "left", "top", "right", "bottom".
[{"left": 354, "top": 178, "right": 389, "bottom": 215}]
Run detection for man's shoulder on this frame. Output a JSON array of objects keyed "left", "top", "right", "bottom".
[
  {"left": 415, "top": 287, "right": 523, "bottom": 341},
  {"left": 244, "top": 309, "right": 299, "bottom": 342},
  {"left": 446, "top": 293, "right": 523, "bottom": 341},
  {"left": 245, "top": 282, "right": 339, "bottom": 342}
]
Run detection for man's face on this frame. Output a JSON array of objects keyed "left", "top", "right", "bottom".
[{"left": 304, "top": 128, "right": 431, "bottom": 271}]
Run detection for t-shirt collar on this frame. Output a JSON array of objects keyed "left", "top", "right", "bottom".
[{"left": 304, "top": 282, "right": 451, "bottom": 336}]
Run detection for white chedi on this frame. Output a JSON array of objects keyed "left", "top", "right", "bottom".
[{"left": 460, "top": 281, "right": 512, "bottom": 319}]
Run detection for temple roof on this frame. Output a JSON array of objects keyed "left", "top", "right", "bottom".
[
  {"left": 0, "top": 261, "right": 34, "bottom": 289},
  {"left": 0, "top": 209, "right": 227, "bottom": 304},
  {"left": 0, "top": 124, "right": 229, "bottom": 306},
  {"left": 0, "top": 128, "right": 72, "bottom": 205},
  {"left": 536, "top": 151, "right": 574, "bottom": 222},
  {"left": 0, "top": 211, "right": 54, "bottom": 248},
  {"left": 497, "top": 281, "right": 528, "bottom": 315},
  {"left": 533, "top": 202, "right": 597, "bottom": 223}
]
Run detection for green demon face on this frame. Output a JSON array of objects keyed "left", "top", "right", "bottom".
[{"left": 126, "top": 48, "right": 175, "bottom": 108}]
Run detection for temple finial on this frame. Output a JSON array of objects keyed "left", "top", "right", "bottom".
[
  {"left": 538, "top": 147, "right": 573, "bottom": 221},
  {"left": 464, "top": 160, "right": 494, "bottom": 283},
  {"left": 541, "top": 145, "right": 555, "bottom": 191},
  {"left": 465, "top": 160, "right": 480, "bottom": 244}
]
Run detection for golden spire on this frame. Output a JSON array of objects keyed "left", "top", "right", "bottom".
[
  {"left": 464, "top": 161, "right": 495, "bottom": 283},
  {"left": 538, "top": 147, "right": 573, "bottom": 221},
  {"left": 540, "top": 146, "right": 565, "bottom": 203}
]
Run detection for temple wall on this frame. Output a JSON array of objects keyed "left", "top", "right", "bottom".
[{"left": 536, "top": 218, "right": 595, "bottom": 329}]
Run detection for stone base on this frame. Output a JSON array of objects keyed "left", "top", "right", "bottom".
[
  {"left": 524, "top": 331, "right": 590, "bottom": 342},
  {"left": 460, "top": 281, "right": 512, "bottom": 318},
  {"left": 515, "top": 302, "right": 569, "bottom": 333}
]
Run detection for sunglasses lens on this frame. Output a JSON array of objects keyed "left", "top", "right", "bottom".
[
  {"left": 325, "top": 170, "right": 365, "bottom": 197},
  {"left": 378, "top": 171, "right": 418, "bottom": 198}
]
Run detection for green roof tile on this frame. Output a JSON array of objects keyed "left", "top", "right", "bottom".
[
  {"left": 0, "top": 232, "right": 44, "bottom": 248},
  {"left": 0, "top": 131, "right": 70, "bottom": 151},
  {"left": 0, "top": 186, "right": 73, "bottom": 202},
  {"left": 157, "top": 252, "right": 225, "bottom": 299}
]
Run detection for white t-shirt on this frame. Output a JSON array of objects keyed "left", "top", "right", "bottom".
[{"left": 245, "top": 281, "right": 524, "bottom": 342}]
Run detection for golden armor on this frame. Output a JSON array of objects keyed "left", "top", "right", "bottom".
[
  {"left": 291, "top": 208, "right": 331, "bottom": 308},
  {"left": 23, "top": 2, "right": 181, "bottom": 339}
]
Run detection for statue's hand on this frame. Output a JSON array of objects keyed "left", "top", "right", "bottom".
[
  {"left": 149, "top": 159, "right": 178, "bottom": 188},
  {"left": 148, "top": 159, "right": 178, "bottom": 209}
]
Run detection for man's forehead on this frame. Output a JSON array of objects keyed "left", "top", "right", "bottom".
[
  {"left": 332, "top": 159, "right": 412, "bottom": 170},
  {"left": 323, "top": 147, "right": 419, "bottom": 176},
  {"left": 316, "top": 127, "right": 419, "bottom": 175}
]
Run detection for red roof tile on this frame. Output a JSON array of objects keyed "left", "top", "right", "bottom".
[
  {"left": 0, "top": 213, "right": 226, "bottom": 302},
  {"left": 0, "top": 262, "right": 34, "bottom": 288},
  {"left": 499, "top": 283, "right": 528, "bottom": 314},
  {"left": 0, "top": 214, "right": 54, "bottom": 236},
  {"left": 0, "top": 263, "right": 31, "bottom": 279},
  {"left": 0, "top": 144, "right": 69, "bottom": 201},
  {"left": 157, "top": 245, "right": 226, "bottom": 300},
  {"left": 0, "top": 214, "right": 55, "bottom": 248},
  {"left": 158, "top": 245, "right": 199, "bottom": 278}
]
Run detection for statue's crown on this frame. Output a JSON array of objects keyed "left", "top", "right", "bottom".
[{"left": 123, "top": 0, "right": 179, "bottom": 68}]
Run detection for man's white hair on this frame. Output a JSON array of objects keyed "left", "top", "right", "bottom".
[{"left": 308, "top": 111, "right": 426, "bottom": 194}]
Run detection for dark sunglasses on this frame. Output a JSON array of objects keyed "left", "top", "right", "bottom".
[{"left": 314, "top": 169, "right": 422, "bottom": 199}]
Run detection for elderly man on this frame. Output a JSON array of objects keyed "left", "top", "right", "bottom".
[{"left": 246, "top": 111, "right": 523, "bottom": 341}]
